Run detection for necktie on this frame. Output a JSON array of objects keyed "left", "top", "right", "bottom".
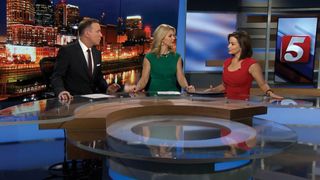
[{"left": 87, "top": 49, "right": 93, "bottom": 76}]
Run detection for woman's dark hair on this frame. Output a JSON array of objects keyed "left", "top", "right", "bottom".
[
  {"left": 78, "top": 18, "right": 100, "bottom": 36},
  {"left": 228, "top": 31, "right": 253, "bottom": 59}
]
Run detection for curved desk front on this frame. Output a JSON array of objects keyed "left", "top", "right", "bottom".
[{"left": 0, "top": 93, "right": 297, "bottom": 166}]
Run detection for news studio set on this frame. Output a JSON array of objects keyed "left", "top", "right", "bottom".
[{"left": 0, "top": 0, "right": 320, "bottom": 179}]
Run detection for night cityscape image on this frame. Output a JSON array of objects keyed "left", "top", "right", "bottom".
[{"left": 0, "top": 0, "right": 179, "bottom": 100}]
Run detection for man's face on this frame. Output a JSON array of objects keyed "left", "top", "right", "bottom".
[{"left": 87, "top": 22, "right": 102, "bottom": 46}]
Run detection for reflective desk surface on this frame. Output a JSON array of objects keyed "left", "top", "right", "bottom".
[
  {"left": 1, "top": 92, "right": 319, "bottom": 125},
  {"left": 1, "top": 92, "right": 312, "bottom": 164}
]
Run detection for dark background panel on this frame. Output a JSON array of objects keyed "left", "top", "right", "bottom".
[
  {"left": 0, "top": 0, "right": 6, "bottom": 35},
  {"left": 187, "top": 0, "right": 240, "bottom": 12}
]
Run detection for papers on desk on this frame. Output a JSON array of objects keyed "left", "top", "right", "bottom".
[
  {"left": 157, "top": 91, "right": 181, "bottom": 95},
  {"left": 81, "top": 94, "right": 115, "bottom": 99}
]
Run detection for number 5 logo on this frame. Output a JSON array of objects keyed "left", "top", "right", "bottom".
[{"left": 280, "top": 35, "right": 311, "bottom": 63}]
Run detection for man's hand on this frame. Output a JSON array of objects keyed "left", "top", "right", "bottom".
[
  {"left": 59, "top": 98, "right": 72, "bottom": 106},
  {"left": 58, "top": 91, "right": 73, "bottom": 100},
  {"left": 107, "top": 83, "right": 121, "bottom": 94}
]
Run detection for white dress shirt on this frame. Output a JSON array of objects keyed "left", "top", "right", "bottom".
[{"left": 78, "top": 39, "right": 94, "bottom": 74}]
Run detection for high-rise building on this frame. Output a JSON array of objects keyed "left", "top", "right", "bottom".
[
  {"left": 0, "top": 36, "right": 6, "bottom": 62},
  {"left": 66, "top": 4, "right": 80, "bottom": 27},
  {"left": 101, "top": 24, "right": 117, "bottom": 45},
  {"left": 144, "top": 26, "right": 151, "bottom": 39},
  {"left": 7, "top": 24, "right": 57, "bottom": 46},
  {"left": 125, "top": 15, "right": 145, "bottom": 43},
  {"left": 54, "top": 0, "right": 66, "bottom": 27},
  {"left": 6, "top": 0, "right": 35, "bottom": 25},
  {"left": 6, "top": 0, "right": 57, "bottom": 46},
  {"left": 54, "top": 0, "right": 67, "bottom": 31},
  {"left": 35, "top": 0, "right": 54, "bottom": 27},
  {"left": 54, "top": 0, "right": 79, "bottom": 34},
  {"left": 126, "top": 15, "right": 143, "bottom": 30}
]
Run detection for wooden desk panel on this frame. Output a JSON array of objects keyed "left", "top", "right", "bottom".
[{"left": 41, "top": 98, "right": 267, "bottom": 130}]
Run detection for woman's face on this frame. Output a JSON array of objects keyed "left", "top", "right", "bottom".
[
  {"left": 162, "top": 30, "right": 175, "bottom": 48},
  {"left": 228, "top": 36, "right": 241, "bottom": 57}
]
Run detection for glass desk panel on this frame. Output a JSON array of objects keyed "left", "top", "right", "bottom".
[{"left": 68, "top": 116, "right": 297, "bottom": 164}]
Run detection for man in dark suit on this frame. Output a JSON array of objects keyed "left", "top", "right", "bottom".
[{"left": 51, "top": 18, "right": 119, "bottom": 100}]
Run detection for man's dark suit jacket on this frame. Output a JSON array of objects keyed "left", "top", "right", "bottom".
[{"left": 51, "top": 41, "right": 108, "bottom": 96}]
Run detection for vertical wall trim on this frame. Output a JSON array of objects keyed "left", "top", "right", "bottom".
[
  {"left": 265, "top": 0, "right": 272, "bottom": 81},
  {"left": 317, "top": 56, "right": 320, "bottom": 89},
  {"left": 176, "top": 0, "right": 187, "bottom": 71}
]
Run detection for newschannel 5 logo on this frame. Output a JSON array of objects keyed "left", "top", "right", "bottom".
[{"left": 280, "top": 35, "right": 311, "bottom": 63}]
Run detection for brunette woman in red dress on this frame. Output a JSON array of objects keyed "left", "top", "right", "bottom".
[{"left": 206, "top": 31, "right": 282, "bottom": 100}]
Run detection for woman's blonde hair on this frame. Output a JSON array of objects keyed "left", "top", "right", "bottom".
[{"left": 150, "top": 24, "right": 176, "bottom": 56}]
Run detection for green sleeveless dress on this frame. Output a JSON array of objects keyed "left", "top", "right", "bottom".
[{"left": 146, "top": 52, "right": 180, "bottom": 91}]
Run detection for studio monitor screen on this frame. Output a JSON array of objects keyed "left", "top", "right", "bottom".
[{"left": 274, "top": 17, "right": 318, "bottom": 84}]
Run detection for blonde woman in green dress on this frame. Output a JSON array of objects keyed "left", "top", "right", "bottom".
[{"left": 132, "top": 24, "right": 195, "bottom": 93}]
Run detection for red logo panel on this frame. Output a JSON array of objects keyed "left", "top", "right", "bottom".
[{"left": 280, "top": 35, "right": 311, "bottom": 63}]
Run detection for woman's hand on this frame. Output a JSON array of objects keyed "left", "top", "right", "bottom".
[
  {"left": 204, "top": 85, "right": 212, "bottom": 92},
  {"left": 129, "top": 85, "right": 139, "bottom": 93},
  {"left": 185, "top": 85, "right": 195, "bottom": 93},
  {"left": 204, "top": 84, "right": 225, "bottom": 93},
  {"left": 268, "top": 91, "right": 283, "bottom": 100},
  {"left": 204, "top": 85, "right": 213, "bottom": 92}
]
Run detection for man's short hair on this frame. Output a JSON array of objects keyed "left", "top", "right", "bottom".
[{"left": 78, "top": 18, "right": 100, "bottom": 36}]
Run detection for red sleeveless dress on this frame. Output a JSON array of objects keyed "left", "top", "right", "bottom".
[{"left": 222, "top": 57, "right": 257, "bottom": 100}]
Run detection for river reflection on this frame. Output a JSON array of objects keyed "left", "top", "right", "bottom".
[{"left": 104, "top": 68, "right": 142, "bottom": 89}]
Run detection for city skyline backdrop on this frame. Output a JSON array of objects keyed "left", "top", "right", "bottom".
[
  {"left": 0, "top": 0, "right": 180, "bottom": 98},
  {"left": 53, "top": 0, "right": 179, "bottom": 30},
  {"left": 0, "top": 0, "right": 179, "bottom": 36}
]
